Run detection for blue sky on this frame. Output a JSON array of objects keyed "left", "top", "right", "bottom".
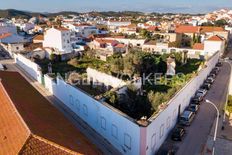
[{"left": 1, "top": 0, "right": 232, "bottom": 13}]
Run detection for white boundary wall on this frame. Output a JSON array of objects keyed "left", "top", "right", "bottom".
[
  {"left": 15, "top": 53, "right": 43, "bottom": 84},
  {"left": 87, "top": 68, "right": 126, "bottom": 88},
  {"left": 15, "top": 51, "right": 220, "bottom": 155},
  {"left": 145, "top": 51, "right": 220, "bottom": 155},
  {"left": 44, "top": 75, "right": 141, "bottom": 155}
]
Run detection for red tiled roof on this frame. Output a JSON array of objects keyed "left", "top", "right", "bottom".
[
  {"left": 115, "top": 43, "right": 126, "bottom": 48},
  {"left": 147, "top": 26, "right": 159, "bottom": 32},
  {"left": 175, "top": 25, "right": 200, "bottom": 33},
  {"left": 0, "top": 71, "right": 101, "bottom": 155},
  {"left": 193, "top": 43, "right": 204, "bottom": 50},
  {"left": 207, "top": 35, "right": 224, "bottom": 41},
  {"left": 33, "top": 35, "right": 44, "bottom": 41},
  {"left": 73, "top": 23, "right": 91, "bottom": 27},
  {"left": 0, "top": 33, "right": 12, "bottom": 39},
  {"left": 55, "top": 27, "right": 69, "bottom": 31},
  {"left": 200, "top": 26, "right": 224, "bottom": 32},
  {"left": 95, "top": 38, "right": 117, "bottom": 44}
]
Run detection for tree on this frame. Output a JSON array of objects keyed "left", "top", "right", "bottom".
[
  {"left": 109, "top": 54, "right": 124, "bottom": 74},
  {"left": 103, "top": 91, "right": 119, "bottom": 107},
  {"left": 214, "top": 19, "right": 228, "bottom": 27}
]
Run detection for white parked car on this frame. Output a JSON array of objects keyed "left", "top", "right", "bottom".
[{"left": 0, "top": 63, "right": 4, "bottom": 71}]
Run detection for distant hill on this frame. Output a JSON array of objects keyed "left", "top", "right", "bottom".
[
  {"left": 46, "top": 11, "right": 80, "bottom": 17},
  {"left": 89, "top": 11, "right": 145, "bottom": 17},
  {"left": 0, "top": 9, "right": 46, "bottom": 19}
]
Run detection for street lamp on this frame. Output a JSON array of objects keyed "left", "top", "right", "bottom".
[{"left": 205, "top": 99, "right": 220, "bottom": 155}]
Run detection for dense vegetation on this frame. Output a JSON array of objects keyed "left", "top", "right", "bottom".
[{"left": 37, "top": 50, "right": 202, "bottom": 120}]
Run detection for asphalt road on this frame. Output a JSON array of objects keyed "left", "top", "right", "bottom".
[
  {"left": 159, "top": 60, "right": 231, "bottom": 155},
  {"left": 175, "top": 62, "right": 230, "bottom": 155}
]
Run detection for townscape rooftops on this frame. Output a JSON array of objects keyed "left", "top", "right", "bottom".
[{"left": 0, "top": 71, "right": 100, "bottom": 155}]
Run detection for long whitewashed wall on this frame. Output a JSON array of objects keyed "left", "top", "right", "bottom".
[
  {"left": 145, "top": 51, "right": 220, "bottom": 155},
  {"left": 15, "top": 54, "right": 43, "bottom": 84},
  {"left": 44, "top": 75, "right": 141, "bottom": 155},
  {"left": 87, "top": 68, "right": 126, "bottom": 88}
]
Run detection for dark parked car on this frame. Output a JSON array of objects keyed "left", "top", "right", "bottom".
[
  {"left": 216, "top": 62, "right": 223, "bottom": 67},
  {"left": 171, "top": 126, "right": 185, "bottom": 141},
  {"left": 201, "top": 82, "right": 211, "bottom": 90},
  {"left": 157, "top": 148, "right": 175, "bottom": 155},
  {"left": 208, "top": 73, "right": 216, "bottom": 79},
  {"left": 191, "top": 95, "right": 203, "bottom": 104},
  {"left": 188, "top": 104, "right": 200, "bottom": 113},
  {"left": 179, "top": 110, "right": 195, "bottom": 126}
]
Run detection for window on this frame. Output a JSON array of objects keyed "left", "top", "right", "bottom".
[
  {"left": 162, "top": 49, "right": 167, "bottom": 53},
  {"left": 16, "top": 47, "right": 19, "bottom": 50},
  {"left": 100, "top": 117, "right": 106, "bottom": 130},
  {"left": 159, "top": 124, "right": 164, "bottom": 139},
  {"left": 124, "top": 133, "right": 131, "bottom": 150},
  {"left": 151, "top": 133, "right": 156, "bottom": 149},
  {"left": 75, "top": 99, "right": 80, "bottom": 111},
  {"left": 83, "top": 104, "right": 88, "bottom": 116},
  {"left": 111, "top": 124, "right": 118, "bottom": 139}
]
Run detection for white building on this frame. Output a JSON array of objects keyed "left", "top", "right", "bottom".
[
  {"left": 43, "top": 27, "right": 73, "bottom": 54},
  {"left": 66, "top": 24, "right": 100, "bottom": 38},
  {"left": 0, "top": 23, "right": 17, "bottom": 35},
  {"left": 204, "top": 35, "right": 226, "bottom": 55}
]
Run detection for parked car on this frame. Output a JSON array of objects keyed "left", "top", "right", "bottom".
[
  {"left": 0, "top": 63, "right": 4, "bottom": 71},
  {"left": 211, "top": 69, "right": 219, "bottom": 75},
  {"left": 157, "top": 148, "right": 175, "bottom": 155},
  {"left": 205, "top": 77, "right": 214, "bottom": 84},
  {"left": 171, "top": 126, "right": 185, "bottom": 141},
  {"left": 201, "top": 82, "right": 211, "bottom": 90},
  {"left": 179, "top": 110, "right": 195, "bottom": 126},
  {"left": 188, "top": 104, "right": 200, "bottom": 113},
  {"left": 196, "top": 89, "right": 207, "bottom": 97},
  {"left": 208, "top": 73, "right": 216, "bottom": 79},
  {"left": 191, "top": 95, "right": 203, "bottom": 104},
  {"left": 216, "top": 62, "right": 223, "bottom": 67}
]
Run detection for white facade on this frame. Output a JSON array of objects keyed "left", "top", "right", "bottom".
[
  {"left": 43, "top": 28, "right": 73, "bottom": 54},
  {"left": 87, "top": 68, "right": 126, "bottom": 88},
  {"left": 104, "top": 37, "right": 146, "bottom": 47},
  {"left": 0, "top": 24, "right": 17, "bottom": 35},
  {"left": 66, "top": 24, "right": 99, "bottom": 38},
  {"left": 204, "top": 40, "right": 225, "bottom": 55}
]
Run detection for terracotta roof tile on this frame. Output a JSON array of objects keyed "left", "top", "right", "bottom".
[
  {"left": 193, "top": 43, "right": 204, "bottom": 50},
  {"left": 200, "top": 26, "right": 224, "bottom": 32},
  {"left": 0, "top": 83, "right": 30, "bottom": 155},
  {"left": 207, "top": 35, "right": 224, "bottom": 41},
  {"left": 0, "top": 33, "right": 12, "bottom": 39},
  {"left": 0, "top": 71, "right": 101, "bottom": 155},
  {"left": 33, "top": 35, "right": 44, "bottom": 41},
  {"left": 175, "top": 25, "right": 200, "bottom": 33}
]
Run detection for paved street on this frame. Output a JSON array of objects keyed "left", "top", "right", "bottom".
[
  {"left": 0, "top": 59, "right": 122, "bottom": 155},
  {"left": 159, "top": 58, "right": 231, "bottom": 155}
]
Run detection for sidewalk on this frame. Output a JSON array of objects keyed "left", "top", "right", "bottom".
[
  {"left": 203, "top": 108, "right": 232, "bottom": 155},
  {"left": 5, "top": 62, "right": 121, "bottom": 155}
]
